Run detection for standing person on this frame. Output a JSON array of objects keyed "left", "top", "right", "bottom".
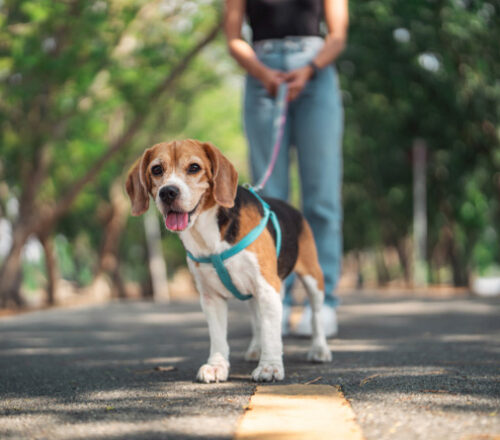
[{"left": 224, "top": 0, "right": 348, "bottom": 337}]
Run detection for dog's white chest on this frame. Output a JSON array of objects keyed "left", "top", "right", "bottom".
[
  {"left": 180, "top": 206, "right": 261, "bottom": 298},
  {"left": 187, "top": 250, "right": 260, "bottom": 299}
]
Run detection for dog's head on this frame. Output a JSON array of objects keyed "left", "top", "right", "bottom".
[{"left": 125, "top": 139, "right": 238, "bottom": 232}]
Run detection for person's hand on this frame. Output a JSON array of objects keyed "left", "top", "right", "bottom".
[
  {"left": 258, "top": 67, "right": 286, "bottom": 97},
  {"left": 284, "top": 65, "right": 314, "bottom": 101}
]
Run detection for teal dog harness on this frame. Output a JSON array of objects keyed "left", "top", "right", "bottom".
[{"left": 186, "top": 187, "right": 282, "bottom": 301}]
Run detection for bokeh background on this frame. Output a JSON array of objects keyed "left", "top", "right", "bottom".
[{"left": 0, "top": 0, "right": 499, "bottom": 309}]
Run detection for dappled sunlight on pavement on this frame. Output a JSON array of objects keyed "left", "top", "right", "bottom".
[{"left": 0, "top": 293, "right": 499, "bottom": 439}]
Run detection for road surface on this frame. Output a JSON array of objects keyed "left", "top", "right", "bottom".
[{"left": 0, "top": 292, "right": 499, "bottom": 439}]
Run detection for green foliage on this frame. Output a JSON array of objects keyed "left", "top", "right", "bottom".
[
  {"left": 174, "top": 79, "right": 248, "bottom": 177},
  {"left": 340, "top": 0, "right": 500, "bottom": 282},
  {"left": 0, "top": 0, "right": 498, "bottom": 294},
  {"left": 0, "top": 0, "right": 223, "bottom": 290}
]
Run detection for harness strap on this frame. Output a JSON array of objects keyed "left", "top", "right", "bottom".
[
  {"left": 186, "top": 188, "right": 281, "bottom": 301},
  {"left": 210, "top": 254, "right": 253, "bottom": 301},
  {"left": 249, "top": 187, "right": 281, "bottom": 257}
]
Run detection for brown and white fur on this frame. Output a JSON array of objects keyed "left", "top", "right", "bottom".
[{"left": 126, "top": 139, "right": 332, "bottom": 383}]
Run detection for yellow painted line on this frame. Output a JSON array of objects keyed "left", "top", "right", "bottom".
[{"left": 234, "top": 384, "right": 365, "bottom": 440}]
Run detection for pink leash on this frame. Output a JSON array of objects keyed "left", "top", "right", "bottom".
[{"left": 253, "top": 83, "right": 289, "bottom": 191}]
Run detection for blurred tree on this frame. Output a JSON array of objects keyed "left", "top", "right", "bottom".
[
  {"left": 0, "top": 0, "right": 222, "bottom": 306},
  {"left": 1, "top": 0, "right": 498, "bottom": 307},
  {"left": 340, "top": 0, "right": 500, "bottom": 286}
]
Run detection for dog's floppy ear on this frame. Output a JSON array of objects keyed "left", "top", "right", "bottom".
[
  {"left": 125, "top": 150, "right": 152, "bottom": 216},
  {"left": 202, "top": 142, "right": 238, "bottom": 208}
]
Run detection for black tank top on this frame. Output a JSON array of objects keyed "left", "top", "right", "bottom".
[{"left": 246, "top": 0, "right": 323, "bottom": 42}]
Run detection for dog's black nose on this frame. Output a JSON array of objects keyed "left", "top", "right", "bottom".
[{"left": 159, "top": 185, "right": 180, "bottom": 203}]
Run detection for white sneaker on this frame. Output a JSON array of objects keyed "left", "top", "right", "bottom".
[
  {"left": 294, "top": 305, "right": 338, "bottom": 338},
  {"left": 282, "top": 304, "right": 292, "bottom": 336}
]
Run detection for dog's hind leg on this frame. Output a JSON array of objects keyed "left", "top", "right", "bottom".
[
  {"left": 294, "top": 220, "right": 332, "bottom": 363},
  {"left": 244, "top": 298, "right": 261, "bottom": 361},
  {"left": 299, "top": 275, "right": 332, "bottom": 362}
]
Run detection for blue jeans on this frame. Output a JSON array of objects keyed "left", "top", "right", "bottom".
[{"left": 244, "top": 36, "right": 343, "bottom": 307}]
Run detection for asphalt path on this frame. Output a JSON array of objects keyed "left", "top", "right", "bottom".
[{"left": 0, "top": 292, "right": 499, "bottom": 440}]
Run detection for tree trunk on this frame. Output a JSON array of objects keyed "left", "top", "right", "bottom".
[
  {"left": 40, "top": 235, "right": 58, "bottom": 306},
  {"left": 110, "top": 265, "right": 127, "bottom": 299},
  {"left": 144, "top": 208, "right": 169, "bottom": 302},
  {"left": 0, "top": 229, "right": 27, "bottom": 307},
  {"left": 142, "top": 264, "right": 154, "bottom": 300},
  {"left": 95, "top": 181, "right": 129, "bottom": 299},
  {"left": 449, "top": 249, "right": 467, "bottom": 287},
  {"left": 355, "top": 251, "right": 364, "bottom": 290},
  {"left": 375, "top": 249, "right": 391, "bottom": 286},
  {"left": 396, "top": 239, "right": 411, "bottom": 285},
  {"left": 0, "top": 142, "right": 51, "bottom": 307},
  {"left": 444, "top": 224, "right": 468, "bottom": 287}
]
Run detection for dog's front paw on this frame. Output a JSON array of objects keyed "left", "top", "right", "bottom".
[
  {"left": 252, "top": 362, "right": 284, "bottom": 382},
  {"left": 307, "top": 344, "right": 332, "bottom": 363},
  {"left": 196, "top": 361, "right": 229, "bottom": 383}
]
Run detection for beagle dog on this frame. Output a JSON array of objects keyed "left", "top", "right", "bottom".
[{"left": 126, "top": 139, "right": 332, "bottom": 382}]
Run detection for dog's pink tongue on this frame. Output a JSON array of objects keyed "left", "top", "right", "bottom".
[{"left": 165, "top": 212, "right": 189, "bottom": 231}]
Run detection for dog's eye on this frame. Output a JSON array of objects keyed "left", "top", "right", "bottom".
[
  {"left": 187, "top": 163, "right": 201, "bottom": 174},
  {"left": 151, "top": 165, "right": 163, "bottom": 176}
]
